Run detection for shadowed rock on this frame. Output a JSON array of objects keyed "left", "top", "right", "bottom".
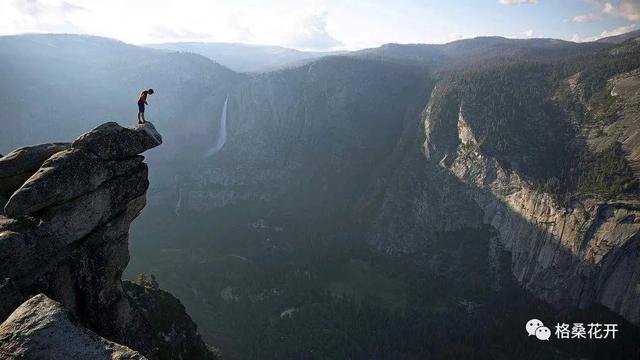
[
  {"left": 72, "top": 122, "right": 162, "bottom": 160},
  {"left": 0, "top": 294, "right": 147, "bottom": 360},
  {"left": 125, "top": 282, "right": 219, "bottom": 360}
]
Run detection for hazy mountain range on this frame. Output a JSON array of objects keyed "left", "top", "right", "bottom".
[{"left": 145, "top": 42, "right": 345, "bottom": 72}]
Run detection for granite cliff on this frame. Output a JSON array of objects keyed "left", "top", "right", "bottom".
[
  {"left": 448, "top": 121, "right": 640, "bottom": 324},
  {"left": 0, "top": 122, "right": 216, "bottom": 359},
  {"left": 423, "top": 48, "right": 640, "bottom": 325}
]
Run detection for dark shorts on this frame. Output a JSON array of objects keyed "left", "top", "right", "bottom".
[{"left": 138, "top": 101, "right": 145, "bottom": 113}]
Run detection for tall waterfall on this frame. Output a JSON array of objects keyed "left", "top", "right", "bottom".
[
  {"left": 204, "top": 96, "right": 228, "bottom": 157},
  {"left": 175, "top": 188, "right": 183, "bottom": 216}
]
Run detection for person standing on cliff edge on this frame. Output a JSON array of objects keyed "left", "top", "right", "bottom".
[{"left": 137, "top": 88, "right": 154, "bottom": 124}]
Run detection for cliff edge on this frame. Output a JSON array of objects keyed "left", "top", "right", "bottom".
[{"left": 0, "top": 122, "right": 216, "bottom": 359}]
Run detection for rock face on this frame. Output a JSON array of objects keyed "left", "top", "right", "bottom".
[
  {"left": 603, "top": 69, "right": 640, "bottom": 175},
  {"left": 0, "top": 122, "right": 212, "bottom": 358},
  {"left": 425, "top": 103, "right": 640, "bottom": 324},
  {"left": 450, "top": 143, "right": 640, "bottom": 324},
  {"left": 0, "top": 294, "right": 147, "bottom": 360}
]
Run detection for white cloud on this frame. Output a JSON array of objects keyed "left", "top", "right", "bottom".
[
  {"left": 283, "top": 11, "right": 342, "bottom": 50},
  {"left": 571, "top": 13, "right": 602, "bottom": 22},
  {"left": 12, "top": 0, "right": 85, "bottom": 19},
  {"left": 5, "top": 0, "right": 87, "bottom": 35},
  {"left": 602, "top": 0, "right": 640, "bottom": 21},
  {"left": 571, "top": 33, "right": 582, "bottom": 42},
  {"left": 583, "top": 23, "right": 638, "bottom": 41},
  {"left": 499, "top": 0, "right": 538, "bottom": 5}
]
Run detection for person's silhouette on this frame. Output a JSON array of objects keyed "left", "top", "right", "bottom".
[{"left": 137, "top": 88, "right": 154, "bottom": 124}]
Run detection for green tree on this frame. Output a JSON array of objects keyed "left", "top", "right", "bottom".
[{"left": 136, "top": 272, "right": 152, "bottom": 288}]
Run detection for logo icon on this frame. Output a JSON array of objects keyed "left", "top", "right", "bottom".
[
  {"left": 535, "top": 326, "right": 551, "bottom": 341},
  {"left": 526, "top": 319, "right": 544, "bottom": 337},
  {"left": 526, "top": 319, "right": 551, "bottom": 340}
]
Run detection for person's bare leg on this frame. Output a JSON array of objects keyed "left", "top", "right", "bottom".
[
  {"left": 137, "top": 112, "right": 142, "bottom": 124},
  {"left": 141, "top": 112, "right": 146, "bottom": 123}
]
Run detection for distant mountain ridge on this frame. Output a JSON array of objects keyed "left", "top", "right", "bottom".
[
  {"left": 144, "top": 34, "right": 616, "bottom": 74},
  {"left": 352, "top": 36, "right": 609, "bottom": 69},
  {"left": 145, "top": 42, "right": 345, "bottom": 72}
]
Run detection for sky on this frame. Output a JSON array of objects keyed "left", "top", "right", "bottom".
[{"left": 1, "top": 0, "right": 639, "bottom": 51}]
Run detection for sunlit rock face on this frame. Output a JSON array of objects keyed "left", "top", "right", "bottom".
[{"left": 424, "top": 83, "right": 640, "bottom": 324}]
